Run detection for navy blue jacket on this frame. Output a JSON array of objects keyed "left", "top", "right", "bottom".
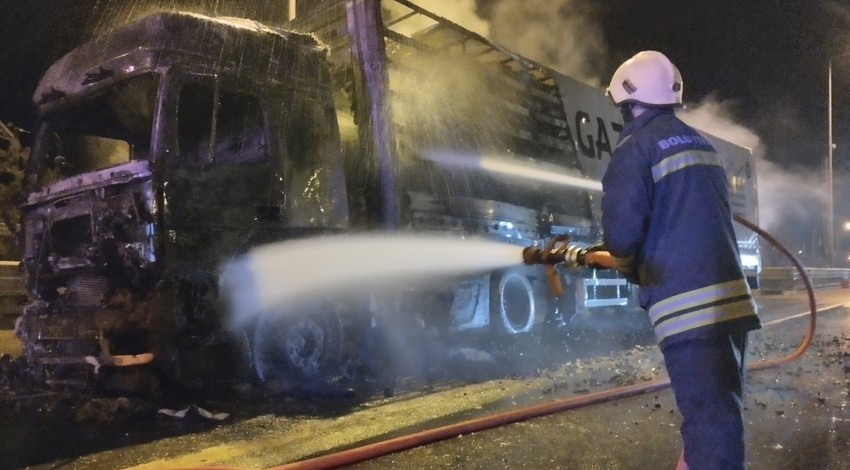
[{"left": 601, "top": 108, "right": 760, "bottom": 349}]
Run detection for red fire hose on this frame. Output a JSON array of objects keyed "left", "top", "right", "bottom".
[
  {"left": 259, "top": 214, "right": 819, "bottom": 470},
  {"left": 732, "top": 213, "right": 818, "bottom": 368},
  {"left": 175, "top": 214, "right": 819, "bottom": 470}
]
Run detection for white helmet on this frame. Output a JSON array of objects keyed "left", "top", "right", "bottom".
[{"left": 607, "top": 51, "right": 683, "bottom": 107}]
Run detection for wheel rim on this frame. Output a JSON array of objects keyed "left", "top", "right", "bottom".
[
  {"left": 497, "top": 272, "right": 535, "bottom": 334},
  {"left": 252, "top": 307, "right": 343, "bottom": 382},
  {"left": 283, "top": 317, "right": 325, "bottom": 374}
]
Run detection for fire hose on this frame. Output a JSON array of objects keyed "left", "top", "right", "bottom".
[{"left": 188, "top": 214, "right": 819, "bottom": 470}]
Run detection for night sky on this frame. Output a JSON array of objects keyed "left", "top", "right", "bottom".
[
  {"left": 0, "top": 1, "right": 844, "bottom": 166},
  {"left": 1, "top": 0, "right": 849, "bottom": 263},
  {"left": 474, "top": 0, "right": 847, "bottom": 172}
]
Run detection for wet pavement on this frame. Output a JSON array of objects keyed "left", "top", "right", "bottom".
[
  {"left": 1, "top": 289, "right": 849, "bottom": 470},
  {"left": 352, "top": 308, "right": 850, "bottom": 469}
]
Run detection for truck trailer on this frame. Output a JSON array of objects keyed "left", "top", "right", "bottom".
[{"left": 14, "top": 0, "right": 759, "bottom": 392}]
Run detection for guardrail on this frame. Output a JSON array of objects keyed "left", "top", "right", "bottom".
[
  {"left": 759, "top": 267, "right": 850, "bottom": 293},
  {"left": 0, "top": 261, "right": 25, "bottom": 329}
]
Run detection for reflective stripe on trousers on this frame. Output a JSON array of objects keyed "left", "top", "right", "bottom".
[{"left": 648, "top": 279, "right": 755, "bottom": 344}]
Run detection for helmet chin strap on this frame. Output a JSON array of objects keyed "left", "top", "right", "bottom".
[
  {"left": 619, "top": 103, "right": 651, "bottom": 123},
  {"left": 619, "top": 103, "right": 638, "bottom": 123}
]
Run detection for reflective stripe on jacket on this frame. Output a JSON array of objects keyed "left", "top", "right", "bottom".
[{"left": 601, "top": 108, "right": 760, "bottom": 349}]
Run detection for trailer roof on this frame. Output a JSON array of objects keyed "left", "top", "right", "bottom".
[{"left": 33, "top": 11, "right": 327, "bottom": 111}]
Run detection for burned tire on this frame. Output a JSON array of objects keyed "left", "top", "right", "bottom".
[
  {"left": 252, "top": 305, "right": 344, "bottom": 382},
  {"left": 490, "top": 268, "right": 536, "bottom": 335}
]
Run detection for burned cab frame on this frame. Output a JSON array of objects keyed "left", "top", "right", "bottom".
[{"left": 16, "top": 12, "right": 351, "bottom": 391}]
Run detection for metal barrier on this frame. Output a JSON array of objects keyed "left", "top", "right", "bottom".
[
  {"left": 759, "top": 267, "right": 850, "bottom": 293},
  {"left": 0, "top": 261, "right": 25, "bottom": 329}
]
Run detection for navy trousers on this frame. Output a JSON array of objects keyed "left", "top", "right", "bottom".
[{"left": 662, "top": 332, "right": 748, "bottom": 470}]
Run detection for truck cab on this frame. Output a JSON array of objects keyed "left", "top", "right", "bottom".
[{"left": 17, "top": 12, "right": 349, "bottom": 389}]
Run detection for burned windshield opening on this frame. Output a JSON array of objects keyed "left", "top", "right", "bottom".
[{"left": 34, "top": 73, "right": 157, "bottom": 185}]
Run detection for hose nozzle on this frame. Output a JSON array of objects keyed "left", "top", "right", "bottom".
[
  {"left": 522, "top": 236, "right": 616, "bottom": 297},
  {"left": 521, "top": 235, "right": 576, "bottom": 297},
  {"left": 522, "top": 235, "right": 587, "bottom": 267}
]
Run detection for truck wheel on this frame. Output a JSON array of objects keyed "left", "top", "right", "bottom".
[
  {"left": 252, "top": 305, "right": 343, "bottom": 382},
  {"left": 490, "top": 268, "right": 536, "bottom": 335}
]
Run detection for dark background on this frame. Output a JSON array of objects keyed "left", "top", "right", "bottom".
[
  {"left": 1, "top": 0, "right": 848, "bottom": 265},
  {"left": 1, "top": 0, "right": 843, "bottom": 165}
]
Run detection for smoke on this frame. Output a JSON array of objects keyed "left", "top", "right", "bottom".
[
  {"left": 678, "top": 96, "right": 828, "bottom": 246},
  {"left": 408, "top": 0, "right": 607, "bottom": 86},
  {"left": 467, "top": 0, "right": 828, "bottom": 262},
  {"left": 677, "top": 97, "right": 762, "bottom": 151},
  {"left": 826, "top": 1, "right": 850, "bottom": 47},
  {"left": 413, "top": 0, "right": 490, "bottom": 38},
  {"left": 757, "top": 159, "right": 827, "bottom": 229},
  {"left": 481, "top": 0, "right": 608, "bottom": 87},
  {"left": 382, "top": 1, "right": 489, "bottom": 39}
]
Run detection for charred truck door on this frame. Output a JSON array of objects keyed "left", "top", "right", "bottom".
[
  {"left": 157, "top": 75, "right": 276, "bottom": 388},
  {"left": 158, "top": 70, "right": 352, "bottom": 385}
]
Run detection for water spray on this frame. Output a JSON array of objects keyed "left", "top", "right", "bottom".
[
  {"left": 219, "top": 233, "right": 526, "bottom": 327},
  {"left": 252, "top": 215, "right": 819, "bottom": 470},
  {"left": 421, "top": 150, "right": 603, "bottom": 192}
]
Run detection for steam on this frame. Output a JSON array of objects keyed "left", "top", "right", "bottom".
[
  {"left": 220, "top": 233, "right": 523, "bottom": 328},
  {"left": 459, "top": 0, "right": 829, "bottom": 262},
  {"left": 677, "top": 97, "right": 761, "bottom": 151},
  {"left": 483, "top": 0, "right": 608, "bottom": 87},
  {"left": 677, "top": 96, "right": 828, "bottom": 239},
  {"left": 391, "top": 1, "right": 489, "bottom": 38},
  {"left": 400, "top": 0, "right": 607, "bottom": 86},
  {"left": 755, "top": 158, "right": 828, "bottom": 232}
]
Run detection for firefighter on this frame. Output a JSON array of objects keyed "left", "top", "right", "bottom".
[{"left": 602, "top": 51, "right": 761, "bottom": 470}]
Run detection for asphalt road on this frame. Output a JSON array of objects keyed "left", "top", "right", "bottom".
[
  {"left": 3, "top": 288, "right": 848, "bottom": 470},
  {"left": 350, "top": 289, "right": 850, "bottom": 470}
]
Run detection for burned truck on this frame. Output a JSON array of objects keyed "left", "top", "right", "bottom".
[
  {"left": 16, "top": 13, "right": 355, "bottom": 389},
  {"left": 15, "top": 0, "right": 758, "bottom": 391}
]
